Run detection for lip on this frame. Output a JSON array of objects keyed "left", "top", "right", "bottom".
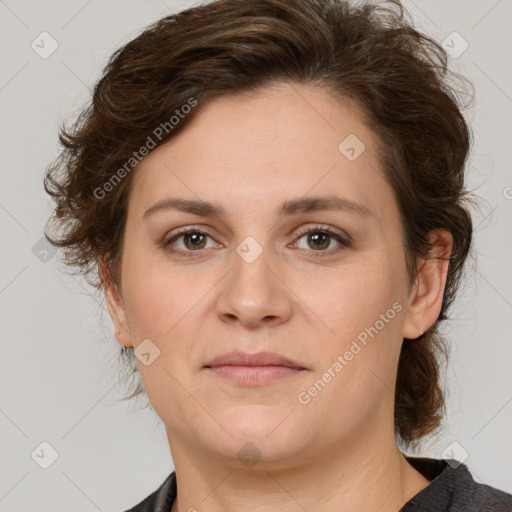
[
  {"left": 204, "top": 350, "right": 305, "bottom": 369},
  {"left": 204, "top": 351, "right": 308, "bottom": 386}
]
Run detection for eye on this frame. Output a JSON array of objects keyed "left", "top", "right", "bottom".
[
  {"left": 163, "top": 227, "right": 218, "bottom": 256},
  {"left": 292, "top": 224, "right": 351, "bottom": 256}
]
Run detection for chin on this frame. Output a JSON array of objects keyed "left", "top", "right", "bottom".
[
  {"left": 212, "top": 434, "right": 309, "bottom": 470},
  {"left": 217, "top": 411, "right": 308, "bottom": 451}
]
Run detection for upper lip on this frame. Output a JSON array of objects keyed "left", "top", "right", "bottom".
[{"left": 204, "top": 351, "right": 306, "bottom": 369}]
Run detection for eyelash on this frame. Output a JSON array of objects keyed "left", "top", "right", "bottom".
[{"left": 162, "top": 224, "right": 352, "bottom": 258}]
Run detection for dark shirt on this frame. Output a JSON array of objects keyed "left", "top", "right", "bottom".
[{"left": 124, "top": 456, "right": 512, "bottom": 511}]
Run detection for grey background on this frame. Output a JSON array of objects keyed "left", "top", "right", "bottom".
[{"left": 1, "top": 0, "right": 511, "bottom": 510}]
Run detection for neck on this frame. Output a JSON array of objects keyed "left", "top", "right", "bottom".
[{"left": 167, "top": 427, "right": 430, "bottom": 512}]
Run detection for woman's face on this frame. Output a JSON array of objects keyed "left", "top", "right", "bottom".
[{"left": 109, "top": 83, "right": 424, "bottom": 468}]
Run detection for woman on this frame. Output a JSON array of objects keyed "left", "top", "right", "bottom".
[{"left": 44, "top": 0, "right": 512, "bottom": 510}]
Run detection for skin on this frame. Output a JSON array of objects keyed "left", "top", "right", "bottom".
[{"left": 103, "top": 83, "right": 453, "bottom": 511}]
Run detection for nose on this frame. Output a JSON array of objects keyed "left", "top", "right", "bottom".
[{"left": 215, "top": 243, "right": 293, "bottom": 329}]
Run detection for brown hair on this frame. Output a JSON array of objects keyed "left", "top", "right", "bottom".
[{"left": 44, "top": 0, "right": 475, "bottom": 447}]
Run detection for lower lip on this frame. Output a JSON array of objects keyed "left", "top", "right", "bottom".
[{"left": 205, "top": 365, "right": 306, "bottom": 386}]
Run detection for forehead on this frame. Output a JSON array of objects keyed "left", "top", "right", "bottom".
[{"left": 128, "top": 83, "right": 398, "bottom": 226}]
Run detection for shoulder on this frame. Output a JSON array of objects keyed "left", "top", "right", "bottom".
[
  {"left": 466, "top": 481, "right": 512, "bottom": 511},
  {"left": 122, "top": 471, "right": 177, "bottom": 512},
  {"left": 401, "top": 456, "right": 512, "bottom": 512}
]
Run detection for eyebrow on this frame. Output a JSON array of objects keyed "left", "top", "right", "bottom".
[{"left": 143, "top": 195, "right": 374, "bottom": 220}]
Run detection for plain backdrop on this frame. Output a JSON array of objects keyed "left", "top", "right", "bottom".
[{"left": 1, "top": 0, "right": 511, "bottom": 510}]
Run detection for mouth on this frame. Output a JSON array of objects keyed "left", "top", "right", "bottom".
[{"left": 203, "top": 350, "right": 308, "bottom": 386}]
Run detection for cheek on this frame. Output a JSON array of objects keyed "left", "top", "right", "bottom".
[
  {"left": 121, "top": 249, "right": 205, "bottom": 341},
  {"left": 294, "top": 269, "right": 404, "bottom": 436},
  {"left": 295, "top": 258, "right": 406, "bottom": 397},
  {"left": 299, "top": 261, "right": 401, "bottom": 342},
  {"left": 120, "top": 255, "right": 207, "bottom": 424}
]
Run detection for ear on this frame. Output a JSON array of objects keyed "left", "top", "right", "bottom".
[
  {"left": 402, "top": 229, "right": 453, "bottom": 340},
  {"left": 99, "top": 257, "right": 133, "bottom": 348}
]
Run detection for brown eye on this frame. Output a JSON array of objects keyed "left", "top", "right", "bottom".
[
  {"left": 182, "top": 232, "right": 207, "bottom": 250},
  {"left": 294, "top": 226, "right": 351, "bottom": 253},
  {"left": 163, "top": 228, "right": 217, "bottom": 256},
  {"left": 306, "top": 232, "right": 331, "bottom": 250}
]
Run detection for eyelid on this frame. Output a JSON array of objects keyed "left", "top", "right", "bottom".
[
  {"left": 292, "top": 223, "right": 352, "bottom": 244},
  {"left": 162, "top": 225, "right": 218, "bottom": 248}
]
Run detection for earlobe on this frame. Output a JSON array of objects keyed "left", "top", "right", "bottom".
[
  {"left": 402, "top": 229, "right": 453, "bottom": 340},
  {"left": 99, "top": 257, "right": 133, "bottom": 348}
]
